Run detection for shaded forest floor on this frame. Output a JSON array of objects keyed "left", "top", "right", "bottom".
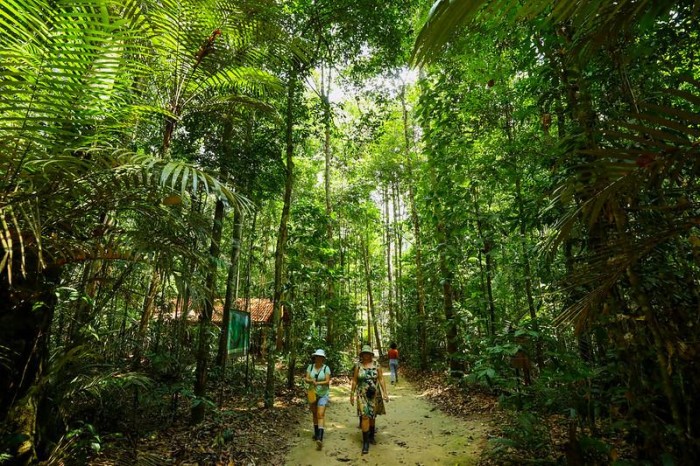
[
  {"left": 89, "top": 365, "right": 632, "bottom": 465},
  {"left": 91, "top": 369, "right": 497, "bottom": 466},
  {"left": 90, "top": 373, "right": 309, "bottom": 465}
]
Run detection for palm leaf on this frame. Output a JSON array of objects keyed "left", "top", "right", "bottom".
[
  {"left": 0, "top": 0, "right": 269, "bottom": 280},
  {"left": 412, "top": 0, "right": 687, "bottom": 66},
  {"left": 546, "top": 79, "right": 700, "bottom": 327}
]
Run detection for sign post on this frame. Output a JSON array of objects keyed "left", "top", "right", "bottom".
[{"left": 227, "top": 310, "right": 251, "bottom": 356}]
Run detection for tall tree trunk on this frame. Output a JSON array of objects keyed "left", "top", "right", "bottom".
[
  {"left": 322, "top": 73, "right": 336, "bottom": 345},
  {"left": 339, "top": 221, "right": 346, "bottom": 295},
  {"left": 191, "top": 198, "right": 225, "bottom": 424},
  {"left": 472, "top": 188, "right": 496, "bottom": 338},
  {"left": 243, "top": 210, "right": 256, "bottom": 386},
  {"left": 361, "top": 232, "right": 381, "bottom": 355},
  {"left": 392, "top": 180, "right": 403, "bottom": 337},
  {"left": 401, "top": 86, "right": 427, "bottom": 369},
  {"left": 265, "top": 71, "right": 296, "bottom": 408},
  {"left": 435, "top": 215, "right": 461, "bottom": 376},
  {"left": 217, "top": 207, "right": 244, "bottom": 368},
  {"left": 286, "top": 284, "right": 297, "bottom": 390},
  {"left": 383, "top": 185, "right": 395, "bottom": 341}
]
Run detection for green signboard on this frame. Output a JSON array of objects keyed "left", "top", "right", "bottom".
[{"left": 227, "top": 310, "right": 250, "bottom": 355}]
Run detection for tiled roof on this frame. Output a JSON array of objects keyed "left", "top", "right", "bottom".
[
  {"left": 166, "top": 298, "right": 282, "bottom": 325},
  {"left": 232, "top": 298, "right": 275, "bottom": 323}
]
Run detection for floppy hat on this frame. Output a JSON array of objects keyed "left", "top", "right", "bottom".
[
  {"left": 311, "top": 349, "right": 326, "bottom": 358},
  {"left": 359, "top": 345, "right": 373, "bottom": 356}
]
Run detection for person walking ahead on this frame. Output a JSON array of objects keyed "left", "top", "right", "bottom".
[
  {"left": 388, "top": 342, "right": 399, "bottom": 384},
  {"left": 350, "top": 345, "right": 388, "bottom": 454},
  {"left": 305, "top": 349, "right": 331, "bottom": 450}
]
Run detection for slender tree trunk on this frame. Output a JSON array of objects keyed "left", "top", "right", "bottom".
[
  {"left": 286, "top": 284, "right": 297, "bottom": 390},
  {"left": 242, "top": 210, "right": 256, "bottom": 386},
  {"left": 383, "top": 185, "right": 395, "bottom": 341},
  {"left": 322, "top": 79, "right": 336, "bottom": 345},
  {"left": 435, "top": 216, "right": 461, "bottom": 376},
  {"left": 392, "top": 181, "right": 403, "bottom": 327},
  {"left": 259, "top": 209, "right": 273, "bottom": 292},
  {"left": 163, "top": 115, "right": 175, "bottom": 155},
  {"left": 153, "top": 278, "right": 168, "bottom": 354},
  {"left": 361, "top": 233, "right": 373, "bottom": 343},
  {"left": 360, "top": 232, "right": 381, "bottom": 355},
  {"left": 472, "top": 188, "right": 496, "bottom": 338},
  {"left": 265, "top": 70, "right": 296, "bottom": 408},
  {"left": 191, "top": 198, "right": 225, "bottom": 424},
  {"left": 339, "top": 222, "right": 346, "bottom": 295},
  {"left": 484, "top": 243, "right": 496, "bottom": 338},
  {"left": 401, "top": 86, "right": 427, "bottom": 369},
  {"left": 217, "top": 207, "right": 244, "bottom": 367}
]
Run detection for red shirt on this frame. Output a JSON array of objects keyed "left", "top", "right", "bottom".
[{"left": 388, "top": 349, "right": 399, "bottom": 360}]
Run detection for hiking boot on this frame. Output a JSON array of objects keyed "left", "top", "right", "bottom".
[
  {"left": 316, "top": 428, "right": 324, "bottom": 450},
  {"left": 362, "top": 431, "right": 369, "bottom": 454},
  {"left": 369, "top": 426, "right": 376, "bottom": 444}
]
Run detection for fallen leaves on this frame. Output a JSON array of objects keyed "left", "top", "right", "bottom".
[{"left": 90, "top": 385, "right": 308, "bottom": 466}]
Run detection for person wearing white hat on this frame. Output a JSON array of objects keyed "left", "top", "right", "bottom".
[
  {"left": 350, "top": 345, "right": 388, "bottom": 454},
  {"left": 305, "top": 348, "right": 331, "bottom": 450}
]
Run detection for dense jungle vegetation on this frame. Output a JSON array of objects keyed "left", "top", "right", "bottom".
[{"left": 1, "top": 0, "right": 699, "bottom": 464}]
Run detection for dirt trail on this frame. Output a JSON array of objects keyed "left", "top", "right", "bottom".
[{"left": 285, "top": 371, "right": 491, "bottom": 466}]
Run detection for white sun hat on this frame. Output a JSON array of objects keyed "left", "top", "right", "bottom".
[{"left": 311, "top": 349, "right": 327, "bottom": 358}]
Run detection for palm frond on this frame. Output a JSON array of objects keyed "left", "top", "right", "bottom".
[
  {"left": 0, "top": 0, "right": 269, "bottom": 280},
  {"left": 0, "top": 145, "right": 252, "bottom": 278},
  {"left": 412, "top": 0, "right": 687, "bottom": 66},
  {"left": 184, "top": 66, "right": 282, "bottom": 107},
  {"left": 546, "top": 77, "right": 700, "bottom": 327}
]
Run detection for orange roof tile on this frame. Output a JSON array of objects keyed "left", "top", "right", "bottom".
[
  {"left": 166, "top": 297, "right": 284, "bottom": 325},
  {"left": 233, "top": 298, "right": 275, "bottom": 323}
]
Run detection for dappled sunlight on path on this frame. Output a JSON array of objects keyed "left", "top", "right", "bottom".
[{"left": 285, "top": 370, "right": 490, "bottom": 465}]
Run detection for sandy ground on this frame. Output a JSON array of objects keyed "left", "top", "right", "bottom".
[{"left": 285, "top": 371, "right": 491, "bottom": 466}]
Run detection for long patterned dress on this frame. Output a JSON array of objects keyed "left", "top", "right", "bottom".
[{"left": 356, "top": 362, "right": 381, "bottom": 418}]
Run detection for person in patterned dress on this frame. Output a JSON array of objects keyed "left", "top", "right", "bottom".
[{"left": 350, "top": 345, "right": 388, "bottom": 454}]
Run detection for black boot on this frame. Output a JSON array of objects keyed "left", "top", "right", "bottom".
[
  {"left": 312, "top": 424, "right": 318, "bottom": 440},
  {"left": 369, "top": 425, "right": 376, "bottom": 444},
  {"left": 316, "top": 428, "right": 324, "bottom": 450},
  {"left": 362, "top": 431, "right": 369, "bottom": 454}
]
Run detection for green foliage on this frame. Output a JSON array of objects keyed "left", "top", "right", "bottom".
[
  {"left": 46, "top": 421, "right": 102, "bottom": 465},
  {"left": 2, "top": 0, "right": 700, "bottom": 463},
  {"left": 488, "top": 412, "right": 554, "bottom": 464},
  {"left": 413, "top": 0, "right": 684, "bottom": 66}
]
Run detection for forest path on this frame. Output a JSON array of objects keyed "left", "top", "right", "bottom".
[{"left": 284, "top": 370, "right": 491, "bottom": 466}]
